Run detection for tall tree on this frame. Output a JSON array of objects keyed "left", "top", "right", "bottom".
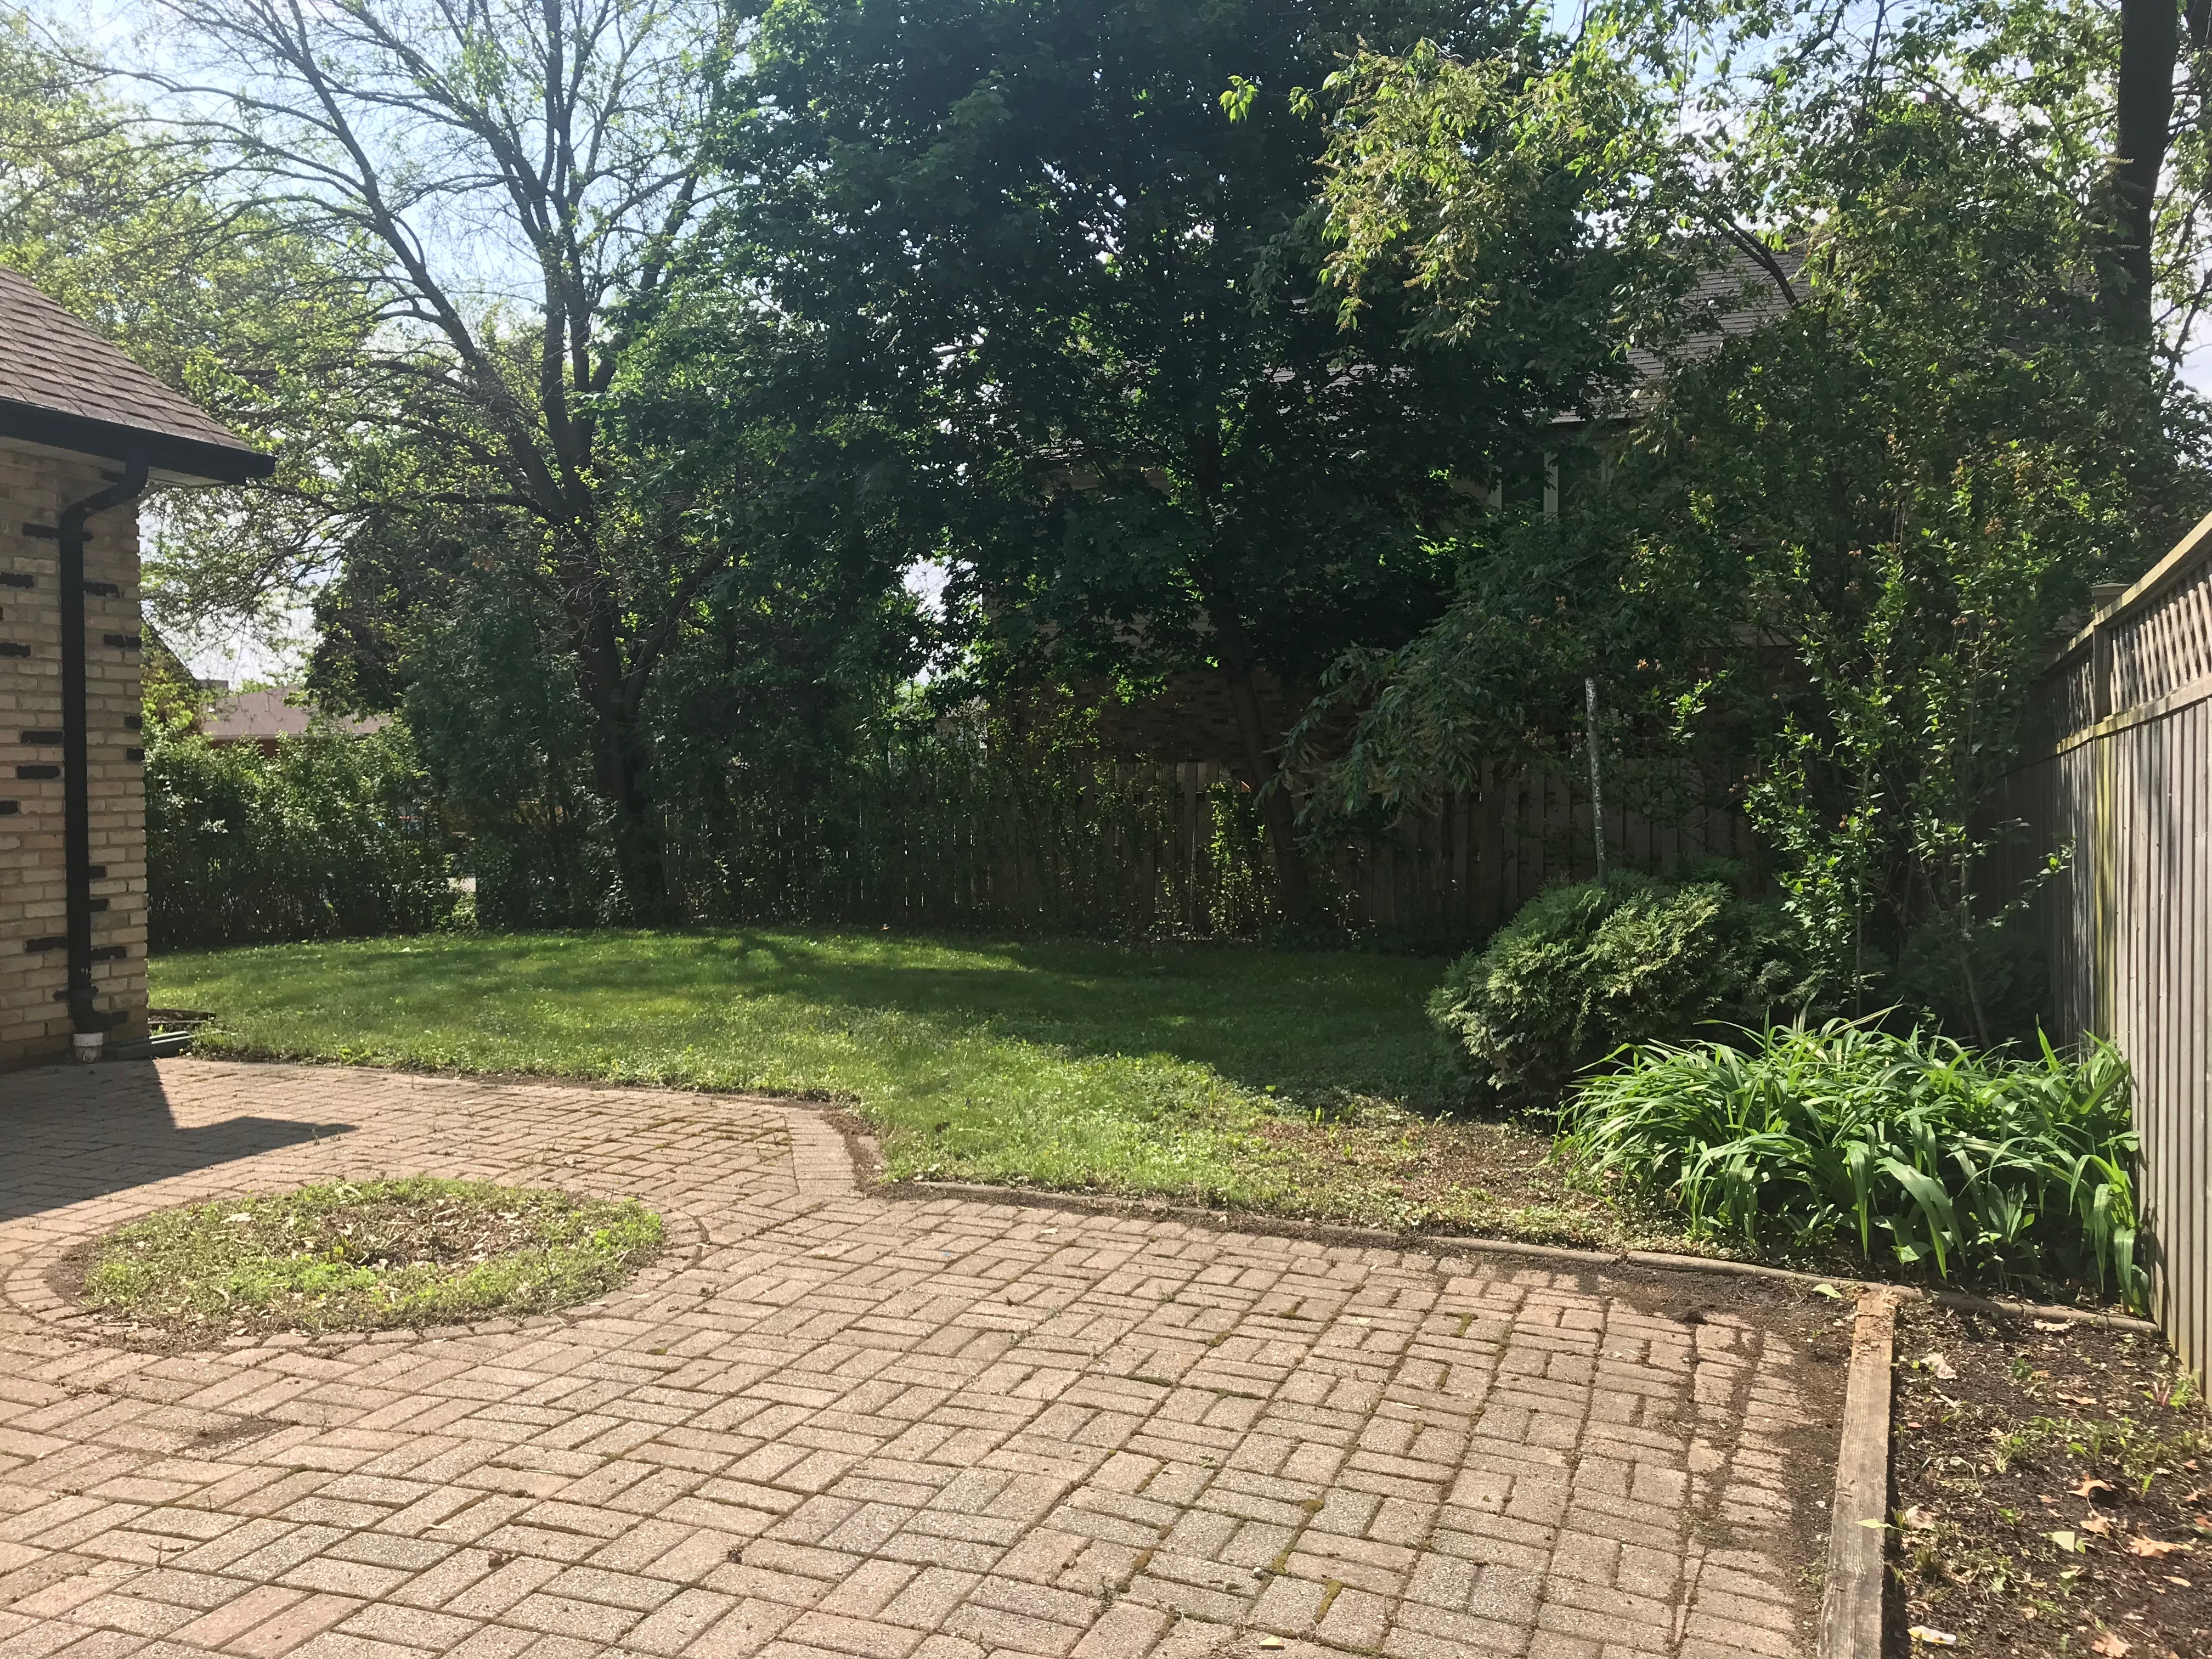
[
  {"left": 2109, "top": 0, "right": 2186, "bottom": 342},
  {"left": 1, "top": 9, "right": 372, "bottom": 650},
  {"left": 117, "top": 0, "right": 736, "bottom": 915},
  {"left": 303, "top": 294, "right": 933, "bottom": 926},
  {"left": 718, "top": 0, "right": 1655, "bottom": 918}
]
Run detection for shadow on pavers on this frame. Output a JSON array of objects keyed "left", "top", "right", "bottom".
[{"left": 0, "top": 1060, "right": 350, "bottom": 1221}]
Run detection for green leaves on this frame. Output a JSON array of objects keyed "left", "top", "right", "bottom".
[
  {"left": 721, "top": 0, "right": 1631, "bottom": 723},
  {"left": 1308, "top": 26, "right": 1685, "bottom": 347},
  {"left": 1291, "top": 0, "right": 2204, "bottom": 1009},
  {"left": 1568, "top": 1022, "right": 2148, "bottom": 1310},
  {"left": 1427, "top": 870, "right": 1810, "bottom": 1105},
  {"left": 146, "top": 722, "right": 457, "bottom": 949}
]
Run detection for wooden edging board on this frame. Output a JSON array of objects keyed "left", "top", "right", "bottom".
[{"left": 1819, "top": 1288, "right": 1900, "bottom": 1659}]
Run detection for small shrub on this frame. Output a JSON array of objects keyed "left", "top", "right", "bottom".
[
  {"left": 1427, "top": 871, "right": 1808, "bottom": 1104},
  {"left": 1566, "top": 1022, "right": 2144, "bottom": 1307},
  {"left": 1890, "top": 908, "right": 2051, "bottom": 1048}
]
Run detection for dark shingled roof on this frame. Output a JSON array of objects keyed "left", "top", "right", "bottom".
[
  {"left": 0, "top": 268, "right": 272, "bottom": 484},
  {"left": 1625, "top": 245, "right": 1804, "bottom": 382}
]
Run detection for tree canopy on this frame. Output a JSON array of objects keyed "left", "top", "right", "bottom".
[
  {"left": 708, "top": 0, "right": 1684, "bottom": 912},
  {"left": 1295, "top": 0, "right": 2209, "bottom": 1028},
  {"left": 10, "top": 0, "right": 2209, "bottom": 980}
]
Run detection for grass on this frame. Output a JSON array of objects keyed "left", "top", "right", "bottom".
[
  {"left": 78, "top": 1176, "right": 663, "bottom": 1336},
  {"left": 150, "top": 928, "right": 1666, "bottom": 1243}
]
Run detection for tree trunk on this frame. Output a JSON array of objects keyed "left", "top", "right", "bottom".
[
  {"left": 1183, "top": 428, "right": 1319, "bottom": 926},
  {"left": 1192, "top": 583, "right": 1318, "bottom": 925},
  {"left": 588, "top": 709, "right": 671, "bottom": 922},
  {"left": 2103, "top": 0, "right": 2181, "bottom": 342},
  {"left": 559, "top": 528, "right": 673, "bottom": 921},
  {"left": 1217, "top": 659, "right": 1318, "bottom": 924}
]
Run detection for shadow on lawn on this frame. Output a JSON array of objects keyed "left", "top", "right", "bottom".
[
  {"left": 198, "top": 927, "right": 1449, "bottom": 1105},
  {"left": 0, "top": 1063, "right": 349, "bottom": 1222}
]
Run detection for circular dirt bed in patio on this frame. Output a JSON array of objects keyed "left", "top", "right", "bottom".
[{"left": 58, "top": 1176, "right": 664, "bottom": 1339}]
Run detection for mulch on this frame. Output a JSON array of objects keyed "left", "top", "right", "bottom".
[{"left": 1887, "top": 1300, "right": 2211, "bottom": 1658}]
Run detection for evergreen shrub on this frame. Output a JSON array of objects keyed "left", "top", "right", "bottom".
[{"left": 1428, "top": 867, "right": 1808, "bottom": 1103}]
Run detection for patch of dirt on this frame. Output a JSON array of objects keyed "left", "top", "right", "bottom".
[
  {"left": 188, "top": 1414, "right": 292, "bottom": 1451},
  {"left": 1248, "top": 1110, "right": 1626, "bottom": 1243},
  {"left": 873, "top": 1104, "right": 1661, "bottom": 1251},
  {"left": 1887, "top": 1301, "right": 2211, "bottom": 1658},
  {"left": 819, "top": 1104, "right": 884, "bottom": 1186},
  {"left": 217, "top": 1196, "right": 551, "bottom": 1268}
]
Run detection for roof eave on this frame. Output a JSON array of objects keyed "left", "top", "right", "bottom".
[{"left": 0, "top": 399, "right": 274, "bottom": 485}]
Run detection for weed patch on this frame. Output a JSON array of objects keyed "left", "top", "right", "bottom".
[{"left": 76, "top": 1177, "right": 663, "bottom": 1338}]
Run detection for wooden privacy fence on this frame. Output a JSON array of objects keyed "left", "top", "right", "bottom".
[
  {"left": 669, "top": 738, "right": 1751, "bottom": 951},
  {"left": 1325, "top": 760, "right": 1754, "bottom": 941},
  {"left": 1999, "top": 511, "right": 2212, "bottom": 1370}
]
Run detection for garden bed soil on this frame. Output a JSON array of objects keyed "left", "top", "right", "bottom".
[
  {"left": 1250, "top": 1109, "right": 1629, "bottom": 1242},
  {"left": 1888, "top": 1300, "right": 2211, "bottom": 1658}
]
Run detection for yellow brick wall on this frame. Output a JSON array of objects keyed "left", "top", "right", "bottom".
[{"left": 0, "top": 443, "right": 149, "bottom": 1071}]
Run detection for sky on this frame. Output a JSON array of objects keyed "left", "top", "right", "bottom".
[{"left": 174, "top": 613, "right": 307, "bottom": 689}]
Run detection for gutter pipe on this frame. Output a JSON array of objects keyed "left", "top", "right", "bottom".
[{"left": 56, "top": 453, "right": 149, "bottom": 1051}]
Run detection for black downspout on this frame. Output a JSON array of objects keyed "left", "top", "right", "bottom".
[{"left": 57, "top": 453, "right": 149, "bottom": 1040}]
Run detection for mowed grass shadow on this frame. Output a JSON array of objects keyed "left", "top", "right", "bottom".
[
  {"left": 151, "top": 927, "right": 1454, "bottom": 1208},
  {"left": 161, "top": 928, "right": 1447, "bottom": 1101}
]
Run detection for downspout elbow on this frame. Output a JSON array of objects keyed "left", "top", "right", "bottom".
[{"left": 58, "top": 458, "right": 151, "bottom": 550}]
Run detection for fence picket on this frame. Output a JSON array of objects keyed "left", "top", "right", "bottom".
[{"left": 2015, "top": 507, "right": 2212, "bottom": 1367}]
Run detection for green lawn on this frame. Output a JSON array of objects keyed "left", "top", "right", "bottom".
[{"left": 150, "top": 928, "right": 1641, "bottom": 1241}]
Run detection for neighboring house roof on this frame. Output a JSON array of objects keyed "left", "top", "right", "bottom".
[
  {"left": 201, "top": 688, "right": 389, "bottom": 746},
  {"left": 0, "top": 269, "right": 273, "bottom": 484},
  {"left": 1624, "top": 243, "right": 1804, "bottom": 383}
]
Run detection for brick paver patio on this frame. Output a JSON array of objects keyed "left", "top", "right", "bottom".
[{"left": 0, "top": 1061, "right": 1841, "bottom": 1659}]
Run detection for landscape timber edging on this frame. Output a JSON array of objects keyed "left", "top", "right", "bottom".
[{"left": 1818, "top": 1286, "right": 1900, "bottom": 1659}]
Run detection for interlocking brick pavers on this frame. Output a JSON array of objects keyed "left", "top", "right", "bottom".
[{"left": 0, "top": 1061, "right": 1843, "bottom": 1659}]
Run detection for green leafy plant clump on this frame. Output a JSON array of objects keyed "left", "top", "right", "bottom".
[
  {"left": 80, "top": 1177, "right": 663, "bottom": 1336},
  {"left": 145, "top": 720, "right": 458, "bottom": 951},
  {"left": 1427, "top": 870, "right": 1809, "bottom": 1104},
  {"left": 1567, "top": 1022, "right": 2144, "bottom": 1307}
]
